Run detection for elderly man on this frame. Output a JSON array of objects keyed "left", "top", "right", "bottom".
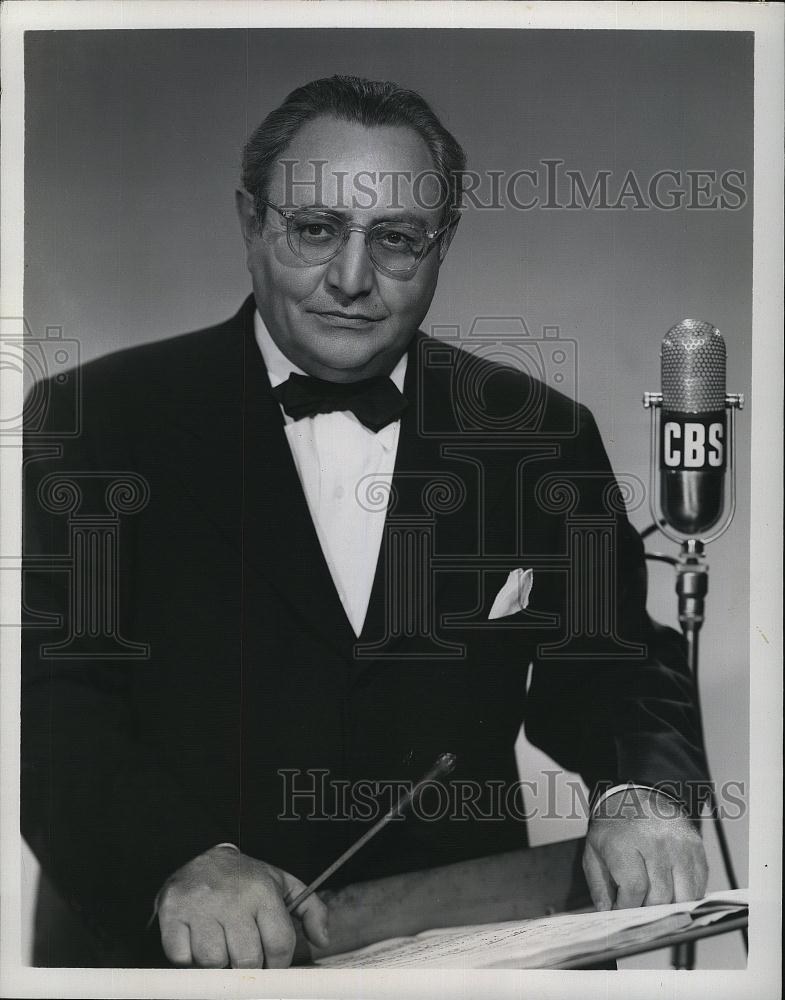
[{"left": 22, "top": 75, "right": 708, "bottom": 969}]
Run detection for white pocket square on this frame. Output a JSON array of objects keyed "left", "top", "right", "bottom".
[{"left": 488, "top": 568, "right": 534, "bottom": 620}]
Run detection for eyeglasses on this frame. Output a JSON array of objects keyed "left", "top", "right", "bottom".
[{"left": 260, "top": 198, "right": 458, "bottom": 277}]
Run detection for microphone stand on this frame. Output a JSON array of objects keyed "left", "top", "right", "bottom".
[{"left": 642, "top": 393, "right": 746, "bottom": 970}]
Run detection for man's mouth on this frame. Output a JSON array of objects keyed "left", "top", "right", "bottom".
[{"left": 312, "top": 310, "right": 381, "bottom": 327}]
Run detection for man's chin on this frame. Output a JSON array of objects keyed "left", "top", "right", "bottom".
[
  {"left": 304, "top": 334, "right": 406, "bottom": 381},
  {"left": 306, "top": 353, "right": 392, "bottom": 382}
]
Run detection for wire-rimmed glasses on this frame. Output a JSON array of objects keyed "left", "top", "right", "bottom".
[{"left": 260, "top": 198, "right": 458, "bottom": 277}]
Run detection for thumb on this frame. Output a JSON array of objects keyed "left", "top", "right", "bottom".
[
  {"left": 582, "top": 840, "right": 615, "bottom": 911},
  {"left": 281, "top": 873, "right": 330, "bottom": 949}
]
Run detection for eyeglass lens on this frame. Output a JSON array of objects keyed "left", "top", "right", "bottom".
[{"left": 288, "top": 210, "right": 428, "bottom": 271}]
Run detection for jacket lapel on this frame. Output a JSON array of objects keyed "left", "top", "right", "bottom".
[
  {"left": 239, "top": 318, "right": 361, "bottom": 657},
  {"left": 355, "top": 333, "right": 565, "bottom": 668},
  {"left": 355, "top": 334, "right": 494, "bottom": 664},
  {"left": 160, "top": 295, "right": 358, "bottom": 660}
]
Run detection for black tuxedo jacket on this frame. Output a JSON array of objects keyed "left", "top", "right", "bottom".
[{"left": 22, "top": 295, "right": 706, "bottom": 963}]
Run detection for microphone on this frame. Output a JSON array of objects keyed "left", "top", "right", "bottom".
[
  {"left": 642, "top": 325, "right": 746, "bottom": 973},
  {"left": 658, "top": 319, "right": 727, "bottom": 535}
]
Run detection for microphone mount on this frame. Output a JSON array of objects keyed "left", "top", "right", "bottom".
[{"left": 676, "top": 539, "right": 708, "bottom": 638}]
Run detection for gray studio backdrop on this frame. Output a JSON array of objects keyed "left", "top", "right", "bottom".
[{"left": 23, "top": 29, "right": 752, "bottom": 968}]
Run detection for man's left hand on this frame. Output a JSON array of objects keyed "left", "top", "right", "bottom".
[{"left": 583, "top": 787, "right": 708, "bottom": 910}]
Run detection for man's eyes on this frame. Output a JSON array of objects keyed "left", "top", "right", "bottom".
[
  {"left": 375, "top": 228, "right": 425, "bottom": 251},
  {"left": 291, "top": 215, "right": 427, "bottom": 240},
  {"left": 299, "top": 221, "right": 339, "bottom": 241},
  {"left": 291, "top": 215, "right": 341, "bottom": 235}
]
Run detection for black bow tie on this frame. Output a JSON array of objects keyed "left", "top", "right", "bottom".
[{"left": 272, "top": 372, "right": 408, "bottom": 432}]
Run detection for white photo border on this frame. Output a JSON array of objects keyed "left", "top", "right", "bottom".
[{"left": 1, "top": 3, "right": 781, "bottom": 998}]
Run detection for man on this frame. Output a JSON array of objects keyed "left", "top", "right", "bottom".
[{"left": 22, "top": 76, "right": 708, "bottom": 969}]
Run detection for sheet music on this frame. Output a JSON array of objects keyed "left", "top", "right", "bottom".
[{"left": 317, "top": 889, "right": 748, "bottom": 969}]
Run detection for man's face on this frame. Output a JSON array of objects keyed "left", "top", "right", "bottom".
[{"left": 238, "top": 116, "right": 451, "bottom": 382}]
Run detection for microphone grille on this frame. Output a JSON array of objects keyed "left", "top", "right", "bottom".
[{"left": 661, "top": 319, "right": 726, "bottom": 411}]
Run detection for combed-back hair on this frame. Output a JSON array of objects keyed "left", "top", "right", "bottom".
[{"left": 241, "top": 75, "right": 466, "bottom": 225}]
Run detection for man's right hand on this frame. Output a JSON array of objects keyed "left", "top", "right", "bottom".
[{"left": 156, "top": 844, "right": 329, "bottom": 968}]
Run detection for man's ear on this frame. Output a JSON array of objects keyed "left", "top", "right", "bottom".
[
  {"left": 438, "top": 215, "right": 460, "bottom": 263},
  {"left": 235, "top": 188, "right": 258, "bottom": 247}
]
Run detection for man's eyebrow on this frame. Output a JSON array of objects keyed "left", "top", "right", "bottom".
[
  {"left": 371, "top": 210, "right": 432, "bottom": 227},
  {"left": 291, "top": 204, "right": 433, "bottom": 226}
]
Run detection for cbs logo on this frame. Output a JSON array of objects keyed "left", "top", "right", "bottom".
[{"left": 662, "top": 420, "right": 724, "bottom": 470}]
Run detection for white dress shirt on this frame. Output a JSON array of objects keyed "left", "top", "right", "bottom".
[{"left": 254, "top": 310, "right": 406, "bottom": 638}]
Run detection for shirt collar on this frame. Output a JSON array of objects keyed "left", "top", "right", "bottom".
[{"left": 254, "top": 309, "right": 408, "bottom": 392}]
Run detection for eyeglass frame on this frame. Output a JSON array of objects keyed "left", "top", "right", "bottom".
[{"left": 258, "top": 197, "right": 460, "bottom": 277}]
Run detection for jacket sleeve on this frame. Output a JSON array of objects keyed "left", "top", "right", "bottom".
[
  {"left": 21, "top": 371, "right": 235, "bottom": 958},
  {"left": 523, "top": 403, "right": 708, "bottom": 815}
]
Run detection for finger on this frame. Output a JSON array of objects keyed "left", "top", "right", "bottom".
[
  {"left": 609, "top": 849, "right": 649, "bottom": 910},
  {"left": 292, "top": 893, "right": 331, "bottom": 950},
  {"left": 282, "top": 874, "right": 330, "bottom": 949},
  {"left": 159, "top": 917, "right": 193, "bottom": 967},
  {"left": 582, "top": 841, "right": 615, "bottom": 911},
  {"left": 642, "top": 853, "right": 675, "bottom": 905},
  {"left": 672, "top": 849, "right": 709, "bottom": 902},
  {"left": 694, "top": 844, "right": 709, "bottom": 896},
  {"left": 222, "top": 918, "right": 264, "bottom": 969},
  {"left": 188, "top": 918, "right": 229, "bottom": 969},
  {"left": 253, "top": 883, "right": 297, "bottom": 969},
  {"left": 254, "top": 906, "right": 296, "bottom": 969}
]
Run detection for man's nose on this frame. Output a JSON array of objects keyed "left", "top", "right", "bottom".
[{"left": 324, "top": 231, "right": 376, "bottom": 298}]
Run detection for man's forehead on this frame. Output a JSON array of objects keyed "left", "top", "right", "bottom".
[{"left": 266, "top": 115, "right": 443, "bottom": 213}]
